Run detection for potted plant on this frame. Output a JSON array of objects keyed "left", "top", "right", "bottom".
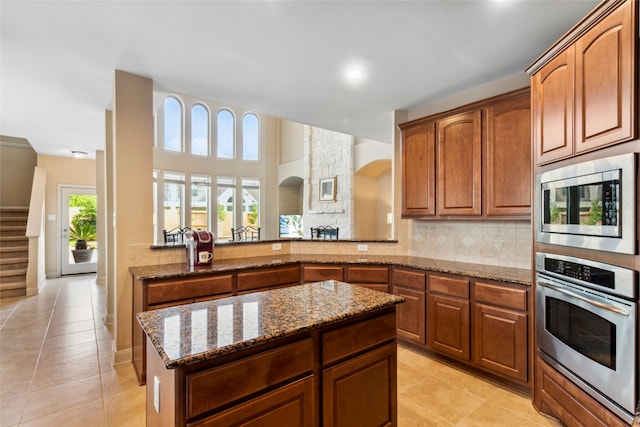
[{"left": 70, "top": 223, "right": 96, "bottom": 263}]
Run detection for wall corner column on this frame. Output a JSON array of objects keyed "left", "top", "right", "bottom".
[{"left": 111, "top": 70, "right": 154, "bottom": 364}]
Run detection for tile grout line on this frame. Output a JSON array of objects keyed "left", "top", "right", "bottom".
[
  {"left": 15, "top": 280, "right": 61, "bottom": 426},
  {"left": 88, "top": 275, "right": 110, "bottom": 427}
]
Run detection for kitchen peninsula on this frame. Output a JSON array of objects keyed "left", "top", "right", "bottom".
[{"left": 137, "top": 281, "right": 404, "bottom": 426}]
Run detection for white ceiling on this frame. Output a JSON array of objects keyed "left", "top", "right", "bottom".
[{"left": 1, "top": 0, "right": 598, "bottom": 159}]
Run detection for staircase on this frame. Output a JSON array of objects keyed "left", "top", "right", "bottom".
[{"left": 0, "top": 207, "right": 29, "bottom": 297}]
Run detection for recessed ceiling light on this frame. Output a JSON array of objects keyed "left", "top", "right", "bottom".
[
  {"left": 71, "top": 150, "right": 88, "bottom": 159},
  {"left": 346, "top": 69, "right": 363, "bottom": 80}
]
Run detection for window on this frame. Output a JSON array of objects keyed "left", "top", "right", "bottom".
[
  {"left": 191, "top": 104, "right": 210, "bottom": 156},
  {"left": 242, "top": 113, "right": 259, "bottom": 160},
  {"left": 164, "top": 172, "right": 185, "bottom": 232},
  {"left": 164, "top": 96, "right": 183, "bottom": 152},
  {"left": 191, "top": 175, "right": 210, "bottom": 231},
  {"left": 216, "top": 177, "right": 235, "bottom": 240},
  {"left": 217, "top": 109, "right": 235, "bottom": 159},
  {"left": 242, "top": 178, "right": 260, "bottom": 228}
]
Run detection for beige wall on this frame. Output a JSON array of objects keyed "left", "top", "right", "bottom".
[
  {"left": 279, "top": 119, "right": 304, "bottom": 164},
  {"left": 0, "top": 140, "right": 37, "bottom": 207},
  {"left": 37, "top": 154, "right": 96, "bottom": 277}
]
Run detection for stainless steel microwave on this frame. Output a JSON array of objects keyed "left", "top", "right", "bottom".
[{"left": 535, "top": 153, "right": 637, "bottom": 254}]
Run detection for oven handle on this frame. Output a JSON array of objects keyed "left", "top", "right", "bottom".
[{"left": 538, "top": 281, "right": 629, "bottom": 316}]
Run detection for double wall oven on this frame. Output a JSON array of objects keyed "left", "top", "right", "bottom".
[{"left": 535, "top": 153, "right": 638, "bottom": 423}]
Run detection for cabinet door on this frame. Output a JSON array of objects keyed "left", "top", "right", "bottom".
[
  {"left": 486, "top": 94, "right": 531, "bottom": 216},
  {"left": 323, "top": 343, "right": 397, "bottom": 427},
  {"left": 532, "top": 46, "right": 575, "bottom": 164},
  {"left": 473, "top": 304, "right": 527, "bottom": 383},
  {"left": 401, "top": 122, "right": 436, "bottom": 217},
  {"left": 189, "top": 376, "right": 316, "bottom": 427},
  {"left": 393, "top": 286, "right": 425, "bottom": 345},
  {"left": 575, "top": 0, "right": 634, "bottom": 153},
  {"left": 437, "top": 110, "right": 482, "bottom": 215},
  {"left": 427, "top": 293, "right": 470, "bottom": 361}
]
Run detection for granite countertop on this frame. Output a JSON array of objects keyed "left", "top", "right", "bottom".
[
  {"left": 129, "top": 254, "right": 532, "bottom": 285},
  {"left": 137, "top": 280, "right": 404, "bottom": 368}
]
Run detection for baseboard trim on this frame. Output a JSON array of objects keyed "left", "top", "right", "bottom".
[{"left": 112, "top": 342, "right": 132, "bottom": 366}]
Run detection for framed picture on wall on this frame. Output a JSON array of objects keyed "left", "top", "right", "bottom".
[{"left": 319, "top": 177, "right": 336, "bottom": 201}]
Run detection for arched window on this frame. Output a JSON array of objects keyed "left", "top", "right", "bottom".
[
  {"left": 242, "top": 113, "right": 259, "bottom": 160},
  {"left": 191, "top": 104, "right": 210, "bottom": 156},
  {"left": 163, "top": 96, "right": 183, "bottom": 152},
  {"left": 217, "top": 109, "right": 235, "bottom": 159}
]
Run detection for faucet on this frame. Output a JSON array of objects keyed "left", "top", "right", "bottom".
[{"left": 184, "top": 230, "right": 196, "bottom": 268}]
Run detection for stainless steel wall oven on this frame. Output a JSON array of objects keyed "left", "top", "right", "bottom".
[
  {"left": 536, "top": 252, "right": 638, "bottom": 423},
  {"left": 536, "top": 153, "right": 637, "bottom": 254}
]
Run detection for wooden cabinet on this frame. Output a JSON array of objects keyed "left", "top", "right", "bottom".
[
  {"left": 486, "top": 93, "right": 532, "bottom": 216},
  {"left": 532, "top": 47, "right": 575, "bottom": 163},
  {"left": 437, "top": 110, "right": 482, "bottom": 216},
  {"left": 301, "top": 264, "right": 343, "bottom": 283},
  {"left": 473, "top": 281, "right": 528, "bottom": 383},
  {"left": 323, "top": 343, "right": 397, "bottom": 427},
  {"left": 236, "top": 264, "right": 300, "bottom": 294},
  {"left": 401, "top": 122, "right": 436, "bottom": 217},
  {"left": 145, "top": 306, "right": 398, "bottom": 427},
  {"left": 427, "top": 275, "right": 470, "bottom": 361},
  {"left": 392, "top": 268, "right": 426, "bottom": 345},
  {"left": 132, "top": 273, "right": 234, "bottom": 385},
  {"left": 535, "top": 356, "right": 628, "bottom": 427},
  {"left": 399, "top": 88, "right": 531, "bottom": 220},
  {"left": 530, "top": 0, "right": 636, "bottom": 164},
  {"left": 345, "top": 265, "right": 389, "bottom": 293}
]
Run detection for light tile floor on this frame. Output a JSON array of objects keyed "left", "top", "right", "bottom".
[{"left": 0, "top": 274, "right": 562, "bottom": 426}]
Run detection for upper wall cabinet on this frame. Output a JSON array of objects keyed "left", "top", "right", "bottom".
[
  {"left": 486, "top": 93, "right": 532, "bottom": 216},
  {"left": 529, "top": 0, "right": 637, "bottom": 165},
  {"left": 399, "top": 88, "right": 531, "bottom": 220},
  {"left": 437, "top": 110, "right": 482, "bottom": 216},
  {"left": 402, "top": 122, "right": 436, "bottom": 217}
]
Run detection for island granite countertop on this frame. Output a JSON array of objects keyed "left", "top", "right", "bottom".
[
  {"left": 137, "top": 280, "right": 404, "bottom": 368},
  {"left": 129, "top": 254, "right": 531, "bottom": 285}
]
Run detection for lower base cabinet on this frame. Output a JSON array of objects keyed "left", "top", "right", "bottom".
[
  {"left": 427, "top": 275, "right": 470, "bottom": 361},
  {"left": 146, "top": 310, "right": 398, "bottom": 427},
  {"left": 535, "top": 357, "right": 628, "bottom": 427},
  {"left": 323, "top": 343, "right": 397, "bottom": 427}
]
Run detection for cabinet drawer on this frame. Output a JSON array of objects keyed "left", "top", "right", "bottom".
[
  {"left": 237, "top": 265, "right": 300, "bottom": 292},
  {"left": 346, "top": 266, "right": 389, "bottom": 284},
  {"left": 475, "top": 282, "right": 527, "bottom": 311},
  {"left": 429, "top": 275, "right": 469, "bottom": 299},
  {"left": 393, "top": 268, "right": 426, "bottom": 290},
  {"left": 147, "top": 275, "right": 233, "bottom": 305},
  {"left": 188, "top": 376, "right": 315, "bottom": 427},
  {"left": 186, "top": 338, "right": 314, "bottom": 418},
  {"left": 302, "top": 265, "right": 343, "bottom": 282},
  {"left": 322, "top": 312, "right": 396, "bottom": 365}
]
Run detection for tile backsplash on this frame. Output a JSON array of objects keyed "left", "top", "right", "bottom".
[{"left": 407, "top": 220, "right": 532, "bottom": 269}]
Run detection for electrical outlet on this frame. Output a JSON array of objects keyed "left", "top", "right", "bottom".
[
  {"left": 272, "top": 243, "right": 282, "bottom": 251},
  {"left": 357, "top": 244, "right": 368, "bottom": 252},
  {"left": 153, "top": 376, "right": 160, "bottom": 413}
]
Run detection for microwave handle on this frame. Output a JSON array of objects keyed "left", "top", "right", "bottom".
[{"left": 538, "top": 281, "right": 629, "bottom": 316}]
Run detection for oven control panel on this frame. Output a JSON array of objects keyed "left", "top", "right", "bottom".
[{"left": 536, "top": 252, "right": 637, "bottom": 300}]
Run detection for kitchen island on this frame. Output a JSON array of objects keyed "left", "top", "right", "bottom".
[{"left": 137, "top": 280, "right": 404, "bottom": 427}]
